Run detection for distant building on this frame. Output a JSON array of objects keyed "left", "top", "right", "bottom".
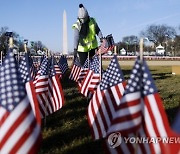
[
  {"left": 120, "top": 48, "right": 126, "bottom": 55},
  {"left": 156, "top": 45, "right": 165, "bottom": 55}
]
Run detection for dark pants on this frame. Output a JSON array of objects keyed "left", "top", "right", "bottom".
[{"left": 78, "top": 49, "right": 96, "bottom": 66}]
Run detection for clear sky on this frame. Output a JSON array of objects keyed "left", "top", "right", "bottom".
[{"left": 0, "top": 0, "right": 179, "bottom": 53}]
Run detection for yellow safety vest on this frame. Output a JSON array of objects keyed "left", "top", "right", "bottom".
[{"left": 72, "top": 18, "right": 98, "bottom": 52}]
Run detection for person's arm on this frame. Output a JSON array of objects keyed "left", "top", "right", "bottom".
[
  {"left": 74, "top": 28, "right": 80, "bottom": 50},
  {"left": 73, "top": 28, "right": 79, "bottom": 58},
  {"left": 95, "top": 22, "right": 103, "bottom": 41}
]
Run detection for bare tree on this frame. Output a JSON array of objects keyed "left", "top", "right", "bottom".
[
  {"left": 0, "top": 27, "right": 9, "bottom": 54},
  {"left": 122, "top": 35, "right": 139, "bottom": 45},
  {"left": 121, "top": 35, "right": 139, "bottom": 53},
  {"left": 140, "top": 24, "right": 176, "bottom": 46}
]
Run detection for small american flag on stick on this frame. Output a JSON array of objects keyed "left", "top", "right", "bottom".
[{"left": 0, "top": 50, "right": 41, "bottom": 154}]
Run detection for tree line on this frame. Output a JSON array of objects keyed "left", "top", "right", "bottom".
[
  {"left": 116, "top": 24, "right": 180, "bottom": 56},
  {"left": 0, "top": 24, "right": 180, "bottom": 56},
  {"left": 0, "top": 26, "right": 47, "bottom": 56}
]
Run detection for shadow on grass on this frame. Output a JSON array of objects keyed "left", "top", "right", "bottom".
[
  {"left": 40, "top": 116, "right": 104, "bottom": 154},
  {"left": 39, "top": 70, "right": 104, "bottom": 154},
  {"left": 152, "top": 72, "right": 172, "bottom": 80}
]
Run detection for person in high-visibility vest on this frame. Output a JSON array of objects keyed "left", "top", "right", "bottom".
[{"left": 72, "top": 4, "right": 103, "bottom": 65}]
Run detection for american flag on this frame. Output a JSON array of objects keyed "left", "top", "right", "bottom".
[
  {"left": 106, "top": 57, "right": 180, "bottom": 154},
  {"left": 58, "top": 55, "right": 68, "bottom": 74},
  {"left": 97, "top": 38, "right": 114, "bottom": 55},
  {"left": 18, "top": 53, "right": 41, "bottom": 124},
  {"left": 0, "top": 50, "right": 41, "bottom": 154},
  {"left": 107, "top": 58, "right": 143, "bottom": 135},
  {"left": 34, "top": 57, "right": 65, "bottom": 118},
  {"left": 87, "top": 55, "right": 126, "bottom": 139},
  {"left": 80, "top": 55, "right": 101, "bottom": 98},
  {"left": 69, "top": 57, "right": 82, "bottom": 82},
  {"left": 33, "top": 57, "right": 49, "bottom": 93},
  {"left": 54, "top": 58, "right": 62, "bottom": 79},
  {"left": 33, "top": 58, "right": 50, "bottom": 118},
  {"left": 98, "top": 39, "right": 109, "bottom": 55},
  {"left": 77, "top": 57, "right": 89, "bottom": 88},
  {"left": 47, "top": 58, "right": 64, "bottom": 114}
]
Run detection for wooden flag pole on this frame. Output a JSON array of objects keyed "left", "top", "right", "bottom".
[
  {"left": 139, "top": 38, "right": 144, "bottom": 62},
  {"left": 9, "top": 36, "right": 13, "bottom": 49},
  {"left": 134, "top": 38, "right": 144, "bottom": 154},
  {"left": 114, "top": 45, "right": 117, "bottom": 55},
  {"left": 88, "top": 51, "right": 90, "bottom": 68},
  {"left": 99, "top": 48, "right": 102, "bottom": 81}
]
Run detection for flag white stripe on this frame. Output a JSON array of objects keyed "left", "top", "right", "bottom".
[
  {"left": 52, "top": 76, "right": 63, "bottom": 109},
  {"left": 35, "top": 81, "right": 48, "bottom": 87},
  {"left": 26, "top": 83, "right": 36, "bottom": 116},
  {"left": 35, "top": 87, "right": 48, "bottom": 93}
]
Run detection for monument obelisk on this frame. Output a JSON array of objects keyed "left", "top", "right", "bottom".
[{"left": 63, "top": 10, "right": 68, "bottom": 55}]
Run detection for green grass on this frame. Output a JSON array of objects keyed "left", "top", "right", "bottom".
[{"left": 39, "top": 66, "right": 180, "bottom": 154}]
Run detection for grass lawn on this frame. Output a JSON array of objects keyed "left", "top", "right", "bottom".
[{"left": 39, "top": 65, "right": 180, "bottom": 154}]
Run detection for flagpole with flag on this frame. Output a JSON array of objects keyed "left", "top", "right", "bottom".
[
  {"left": 99, "top": 47, "right": 102, "bottom": 80},
  {"left": 0, "top": 33, "right": 41, "bottom": 154}
]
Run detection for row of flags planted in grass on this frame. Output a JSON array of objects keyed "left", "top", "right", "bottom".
[
  {"left": 69, "top": 54, "right": 180, "bottom": 154},
  {"left": 0, "top": 49, "right": 68, "bottom": 154}
]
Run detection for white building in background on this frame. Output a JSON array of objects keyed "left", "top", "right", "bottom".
[
  {"left": 156, "top": 44, "right": 165, "bottom": 55},
  {"left": 120, "top": 48, "right": 126, "bottom": 55},
  {"left": 63, "top": 10, "right": 68, "bottom": 55}
]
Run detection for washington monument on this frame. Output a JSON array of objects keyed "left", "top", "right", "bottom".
[{"left": 63, "top": 10, "right": 68, "bottom": 55}]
